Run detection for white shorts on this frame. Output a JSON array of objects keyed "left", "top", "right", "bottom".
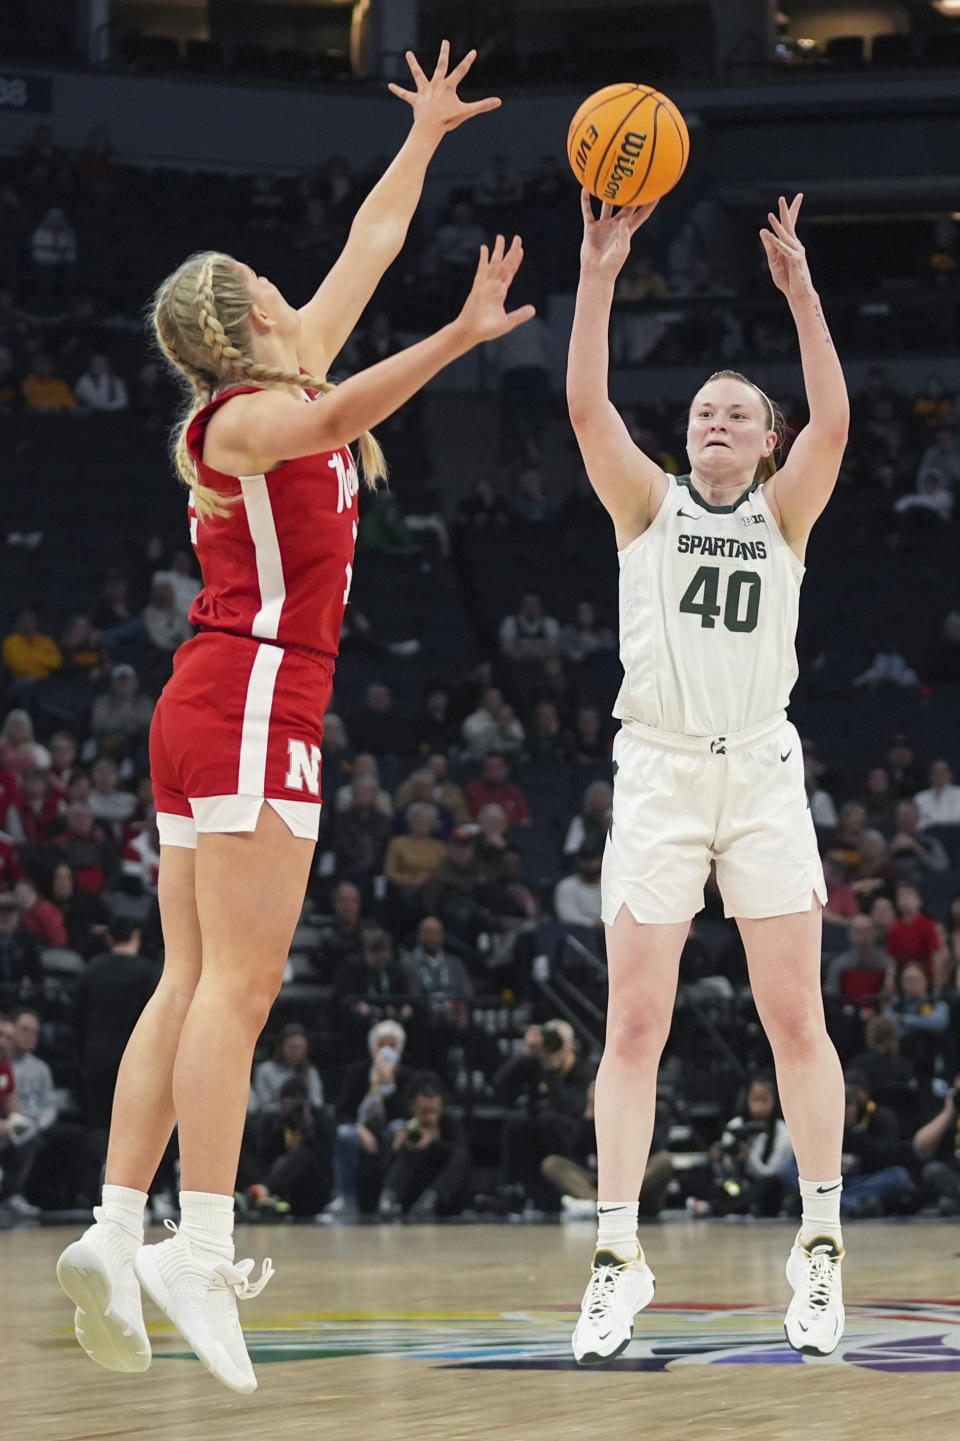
[
  {"left": 157, "top": 796, "right": 321, "bottom": 849},
  {"left": 601, "top": 712, "right": 827, "bottom": 925}
]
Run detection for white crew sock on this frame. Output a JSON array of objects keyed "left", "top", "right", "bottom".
[
  {"left": 98, "top": 1184, "right": 147, "bottom": 1240},
  {"left": 595, "top": 1201, "right": 640, "bottom": 1262},
  {"left": 179, "top": 1190, "right": 235, "bottom": 1262},
  {"left": 798, "top": 1177, "right": 843, "bottom": 1247}
]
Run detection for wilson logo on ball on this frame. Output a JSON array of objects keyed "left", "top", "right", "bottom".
[{"left": 566, "top": 83, "right": 689, "bottom": 206}]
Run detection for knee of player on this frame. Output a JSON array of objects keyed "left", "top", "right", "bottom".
[
  {"left": 759, "top": 1003, "right": 826, "bottom": 1057},
  {"left": 606, "top": 1003, "right": 672, "bottom": 1057}
]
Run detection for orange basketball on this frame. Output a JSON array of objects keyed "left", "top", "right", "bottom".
[{"left": 566, "top": 83, "right": 690, "bottom": 206}]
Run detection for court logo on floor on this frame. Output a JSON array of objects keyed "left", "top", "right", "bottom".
[{"left": 154, "top": 1301, "right": 960, "bottom": 1373}]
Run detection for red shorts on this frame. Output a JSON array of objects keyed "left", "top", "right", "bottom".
[{"left": 150, "top": 631, "right": 334, "bottom": 847}]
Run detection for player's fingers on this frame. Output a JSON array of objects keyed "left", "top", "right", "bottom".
[
  {"left": 474, "top": 244, "right": 490, "bottom": 277},
  {"left": 625, "top": 199, "right": 658, "bottom": 232},
  {"left": 464, "top": 96, "right": 501, "bottom": 116},
  {"left": 387, "top": 83, "right": 415, "bottom": 103},
  {"left": 580, "top": 188, "right": 595, "bottom": 225},
  {"left": 502, "top": 237, "right": 524, "bottom": 279},
  {"left": 405, "top": 50, "right": 428, "bottom": 88},
  {"left": 505, "top": 304, "right": 536, "bottom": 332},
  {"left": 448, "top": 47, "right": 478, "bottom": 83},
  {"left": 433, "top": 37, "right": 450, "bottom": 80},
  {"left": 491, "top": 234, "right": 506, "bottom": 264},
  {"left": 600, "top": 201, "right": 614, "bottom": 221},
  {"left": 768, "top": 212, "right": 799, "bottom": 245},
  {"left": 789, "top": 192, "right": 804, "bottom": 222}
]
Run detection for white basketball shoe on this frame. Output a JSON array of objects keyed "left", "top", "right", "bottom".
[
  {"left": 572, "top": 1249, "right": 656, "bottom": 1365},
  {"left": 784, "top": 1232, "right": 845, "bottom": 1356},
  {"left": 56, "top": 1211, "right": 152, "bottom": 1373},
  {"left": 134, "top": 1220, "right": 274, "bottom": 1395}
]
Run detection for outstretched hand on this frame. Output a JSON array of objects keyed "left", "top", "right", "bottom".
[
  {"left": 579, "top": 188, "right": 660, "bottom": 281},
  {"left": 456, "top": 234, "right": 536, "bottom": 344},
  {"left": 760, "top": 194, "right": 816, "bottom": 300},
  {"left": 388, "top": 39, "right": 500, "bottom": 135}
]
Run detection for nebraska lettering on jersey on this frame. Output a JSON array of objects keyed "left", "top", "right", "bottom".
[
  {"left": 185, "top": 384, "right": 359, "bottom": 657},
  {"left": 678, "top": 534, "right": 769, "bottom": 561},
  {"left": 285, "top": 739, "right": 322, "bottom": 795}
]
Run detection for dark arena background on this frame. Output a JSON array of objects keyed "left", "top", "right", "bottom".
[{"left": 2, "top": 3, "right": 960, "bottom": 1438}]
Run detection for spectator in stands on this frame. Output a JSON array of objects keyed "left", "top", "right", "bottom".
[
  {"left": 511, "top": 467, "right": 560, "bottom": 525},
  {"left": 692, "top": 1078, "right": 794, "bottom": 1220},
  {"left": 560, "top": 601, "right": 616, "bottom": 665},
  {"left": 494, "top": 314, "right": 553, "bottom": 467},
  {"left": 254, "top": 1076, "right": 332, "bottom": 1218},
  {"left": 253, "top": 1023, "right": 324, "bottom": 1115},
  {"left": 870, "top": 893, "right": 897, "bottom": 953},
  {"left": 49, "top": 861, "right": 108, "bottom": 957},
  {"left": 311, "top": 880, "right": 366, "bottom": 977},
  {"left": 0, "top": 764, "right": 20, "bottom": 832},
  {"left": 379, "top": 1073, "right": 470, "bottom": 1219},
  {"left": 456, "top": 477, "right": 510, "bottom": 531},
  {"left": 889, "top": 799, "right": 950, "bottom": 885},
  {"left": 563, "top": 780, "right": 613, "bottom": 858},
  {"left": 433, "top": 200, "right": 487, "bottom": 276},
  {"left": 465, "top": 753, "right": 531, "bottom": 825},
  {"left": 13, "top": 878, "right": 66, "bottom": 948},
  {"left": 73, "top": 917, "right": 157, "bottom": 1143},
  {"left": 860, "top": 767, "right": 897, "bottom": 835},
  {"left": 420, "top": 827, "right": 489, "bottom": 941},
  {"left": 78, "top": 127, "right": 117, "bottom": 194},
  {"left": 461, "top": 687, "right": 525, "bottom": 759},
  {"left": 2, "top": 611, "right": 62, "bottom": 683},
  {"left": 22, "top": 353, "right": 76, "bottom": 411},
  {"left": 393, "top": 769, "right": 453, "bottom": 837},
  {"left": 0, "top": 827, "right": 22, "bottom": 894},
  {"left": 90, "top": 664, "right": 153, "bottom": 759},
  {"left": 92, "top": 570, "right": 134, "bottom": 633},
  {"left": 331, "top": 927, "right": 407, "bottom": 1026},
  {"left": 322, "top": 1018, "right": 411, "bottom": 1221},
  {"left": 119, "top": 816, "right": 160, "bottom": 898},
  {"left": 914, "top": 758, "right": 960, "bottom": 829},
  {"left": 912, "top": 1073, "right": 960, "bottom": 1215},
  {"left": 554, "top": 844, "right": 604, "bottom": 930},
  {"left": 88, "top": 758, "right": 136, "bottom": 834},
  {"left": 838, "top": 1073, "right": 915, "bottom": 1218},
  {"left": 0, "top": 893, "right": 41, "bottom": 1008},
  {"left": 827, "top": 801, "right": 868, "bottom": 866},
  {"left": 853, "top": 648, "right": 919, "bottom": 690},
  {"left": 821, "top": 858, "right": 861, "bottom": 932},
  {"left": 527, "top": 699, "right": 574, "bottom": 765},
  {"left": 885, "top": 964, "right": 951, "bottom": 1080},
  {"left": 571, "top": 705, "right": 609, "bottom": 765},
  {"left": 318, "top": 713, "right": 352, "bottom": 798},
  {"left": 54, "top": 801, "right": 112, "bottom": 895},
  {"left": 48, "top": 731, "right": 80, "bottom": 795},
  {"left": 0, "top": 1011, "right": 38, "bottom": 1215},
  {"left": 400, "top": 916, "right": 473, "bottom": 1001},
  {"left": 384, "top": 803, "right": 447, "bottom": 891},
  {"left": 498, "top": 591, "right": 561, "bottom": 663},
  {"left": 913, "top": 374, "right": 954, "bottom": 431},
  {"left": 919, "top": 425, "right": 960, "bottom": 490},
  {"left": 802, "top": 739, "right": 838, "bottom": 829},
  {"left": 9, "top": 1006, "right": 94, "bottom": 1210},
  {"left": 542, "top": 1080, "right": 674, "bottom": 1220},
  {"left": 493, "top": 1020, "right": 589, "bottom": 1212},
  {"left": 894, "top": 468, "right": 953, "bottom": 522},
  {"left": 152, "top": 548, "right": 202, "bottom": 624},
  {"left": 475, "top": 801, "right": 511, "bottom": 870},
  {"left": 31, "top": 207, "right": 77, "bottom": 271},
  {"left": 333, "top": 755, "right": 392, "bottom": 816},
  {"left": 350, "top": 681, "right": 414, "bottom": 757},
  {"left": 396, "top": 752, "right": 467, "bottom": 824},
  {"left": 886, "top": 733, "right": 923, "bottom": 799},
  {"left": 823, "top": 912, "right": 892, "bottom": 997},
  {"left": 8, "top": 768, "right": 61, "bottom": 844},
  {"left": 412, "top": 689, "right": 460, "bottom": 757},
  {"left": 474, "top": 152, "right": 523, "bottom": 212},
  {"left": 885, "top": 883, "right": 947, "bottom": 990},
  {"left": 58, "top": 614, "right": 105, "bottom": 680},
  {"left": 846, "top": 1015, "right": 916, "bottom": 1114},
  {"left": 74, "top": 354, "right": 129, "bottom": 413},
  {"left": 141, "top": 577, "right": 192, "bottom": 655},
  {"left": 923, "top": 610, "right": 960, "bottom": 685},
  {"left": 483, "top": 846, "right": 540, "bottom": 922},
  {"left": 0, "top": 711, "right": 51, "bottom": 775},
  {"left": 849, "top": 831, "right": 896, "bottom": 907},
  {"left": 332, "top": 775, "right": 393, "bottom": 883}
]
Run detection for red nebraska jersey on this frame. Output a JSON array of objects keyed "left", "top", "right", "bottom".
[{"left": 186, "top": 384, "right": 360, "bottom": 656}]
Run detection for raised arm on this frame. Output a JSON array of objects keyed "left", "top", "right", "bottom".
[
  {"left": 763, "top": 195, "right": 850, "bottom": 547},
  {"left": 212, "top": 237, "right": 534, "bottom": 471},
  {"left": 566, "top": 190, "right": 666, "bottom": 549},
  {"left": 297, "top": 41, "right": 499, "bottom": 377}
]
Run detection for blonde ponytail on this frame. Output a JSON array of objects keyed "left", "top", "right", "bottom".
[{"left": 150, "top": 249, "right": 386, "bottom": 520}]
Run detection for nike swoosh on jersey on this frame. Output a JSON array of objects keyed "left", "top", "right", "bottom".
[
  {"left": 676, "top": 509, "right": 703, "bottom": 521},
  {"left": 780, "top": 749, "right": 793, "bottom": 762}
]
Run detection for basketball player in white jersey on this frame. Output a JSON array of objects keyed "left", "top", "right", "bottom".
[{"left": 567, "top": 192, "right": 850, "bottom": 1363}]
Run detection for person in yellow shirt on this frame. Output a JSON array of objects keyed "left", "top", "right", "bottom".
[
  {"left": 383, "top": 803, "right": 447, "bottom": 890},
  {"left": 21, "top": 353, "right": 76, "bottom": 411},
  {"left": 2, "top": 608, "right": 63, "bottom": 679}
]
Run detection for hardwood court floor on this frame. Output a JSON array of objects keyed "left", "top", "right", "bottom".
[{"left": 5, "top": 1219, "right": 959, "bottom": 1441}]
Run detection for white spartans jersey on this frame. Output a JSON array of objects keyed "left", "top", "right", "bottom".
[{"left": 613, "top": 473, "right": 804, "bottom": 736}]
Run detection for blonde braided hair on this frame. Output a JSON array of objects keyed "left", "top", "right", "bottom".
[{"left": 151, "top": 250, "right": 386, "bottom": 521}]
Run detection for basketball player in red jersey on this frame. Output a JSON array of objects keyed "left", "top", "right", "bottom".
[{"left": 56, "top": 42, "right": 534, "bottom": 1395}]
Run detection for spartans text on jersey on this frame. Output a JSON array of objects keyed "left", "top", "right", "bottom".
[{"left": 677, "top": 535, "right": 768, "bottom": 560}]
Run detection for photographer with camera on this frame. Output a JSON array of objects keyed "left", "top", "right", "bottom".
[
  {"left": 378, "top": 1072, "right": 470, "bottom": 1220},
  {"left": 492, "top": 1019, "right": 589, "bottom": 1213},
  {"left": 254, "top": 1077, "right": 333, "bottom": 1217},
  {"left": 912, "top": 1073, "right": 960, "bottom": 1216},
  {"left": 689, "top": 1077, "right": 794, "bottom": 1219}
]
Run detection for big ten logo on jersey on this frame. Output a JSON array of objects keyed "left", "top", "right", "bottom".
[
  {"left": 328, "top": 450, "right": 359, "bottom": 514},
  {"left": 285, "top": 739, "right": 321, "bottom": 796}
]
